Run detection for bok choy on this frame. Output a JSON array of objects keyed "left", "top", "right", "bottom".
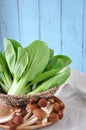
[{"left": 0, "top": 38, "right": 72, "bottom": 95}]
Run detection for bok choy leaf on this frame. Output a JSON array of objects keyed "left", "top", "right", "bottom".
[
  {"left": 0, "top": 52, "right": 12, "bottom": 92},
  {"left": 29, "top": 67, "right": 70, "bottom": 94},
  {"left": 4, "top": 39, "right": 22, "bottom": 76},
  {"left": 31, "top": 55, "right": 72, "bottom": 84}
]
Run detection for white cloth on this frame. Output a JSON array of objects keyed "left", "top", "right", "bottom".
[{"left": 40, "top": 68, "right": 86, "bottom": 130}]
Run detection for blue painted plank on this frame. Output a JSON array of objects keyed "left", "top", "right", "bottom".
[
  {"left": 83, "top": 0, "right": 86, "bottom": 73},
  {"left": 39, "top": 0, "right": 61, "bottom": 54},
  {"left": 62, "top": 0, "right": 83, "bottom": 72},
  {"left": 0, "top": 26, "right": 2, "bottom": 51},
  {"left": 0, "top": 0, "right": 85, "bottom": 73},
  {"left": 0, "top": 0, "right": 20, "bottom": 51},
  {"left": 18, "top": 0, "right": 39, "bottom": 47}
]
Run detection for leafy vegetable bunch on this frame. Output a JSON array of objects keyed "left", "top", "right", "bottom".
[{"left": 0, "top": 39, "right": 72, "bottom": 96}]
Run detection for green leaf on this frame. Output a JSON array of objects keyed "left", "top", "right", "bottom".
[
  {"left": 32, "top": 69, "right": 57, "bottom": 84},
  {"left": 45, "top": 55, "right": 72, "bottom": 71},
  {"left": 0, "top": 55, "right": 3, "bottom": 72},
  {"left": 0, "top": 52, "right": 12, "bottom": 92},
  {"left": 14, "top": 47, "right": 28, "bottom": 80},
  {"left": 4, "top": 38, "right": 22, "bottom": 75},
  {"left": 25, "top": 40, "right": 50, "bottom": 81},
  {"left": 0, "top": 52, "right": 8, "bottom": 73},
  {"left": 0, "top": 72, "right": 11, "bottom": 92},
  {"left": 49, "top": 49, "right": 54, "bottom": 58},
  {"left": 32, "top": 55, "right": 72, "bottom": 84},
  {"left": 0, "top": 81, "right": 7, "bottom": 92},
  {"left": 4, "top": 39, "right": 16, "bottom": 74},
  {"left": 8, "top": 39, "right": 22, "bottom": 53},
  {"left": 29, "top": 67, "right": 71, "bottom": 94}
]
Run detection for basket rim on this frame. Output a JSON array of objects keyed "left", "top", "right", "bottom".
[
  {"left": 0, "top": 87, "right": 58, "bottom": 106},
  {"left": 0, "top": 122, "right": 53, "bottom": 130}
]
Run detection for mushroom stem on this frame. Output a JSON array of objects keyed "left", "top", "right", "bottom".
[
  {"left": 21, "top": 115, "right": 38, "bottom": 126},
  {"left": 41, "top": 104, "right": 54, "bottom": 115},
  {"left": 24, "top": 110, "right": 32, "bottom": 121},
  {"left": 42, "top": 117, "right": 48, "bottom": 125},
  {"left": 0, "top": 112, "right": 15, "bottom": 123}
]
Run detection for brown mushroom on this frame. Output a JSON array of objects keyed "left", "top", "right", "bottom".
[
  {"left": 33, "top": 108, "right": 46, "bottom": 119},
  {"left": 29, "top": 97, "right": 38, "bottom": 104},
  {"left": 60, "top": 102, "right": 65, "bottom": 109},
  {"left": 48, "top": 98, "right": 55, "bottom": 104},
  {"left": 27, "top": 103, "right": 38, "bottom": 110},
  {"left": 38, "top": 98, "right": 48, "bottom": 107},
  {"left": 53, "top": 102, "right": 60, "bottom": 112},
  {"left": 48, "top": 112, "right": 59, "bottom": 122},
  {"left": 58, "top": 110, "right": 64, "bottom": 119},
  {"left": 50, "top": 96, "right": 62, "bottom": 103},
  {"left": 12, "top": 115, "right": 24, "bottom": 125},
  {"left": 8, "top": 121, "right": 17, "bottom": 130}
]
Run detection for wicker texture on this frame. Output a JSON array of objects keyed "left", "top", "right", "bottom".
[{"left": 0, "top": 87, "right": 58, "bottom": 106}]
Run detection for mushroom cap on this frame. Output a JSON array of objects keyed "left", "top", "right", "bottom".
[
  {"left": 48, "top": 112, "right": 59, "bottom": 122},
  {"left": 27, "top": 103, "right": 38, "bottom": 110},
  {"left": 33, "top": 108, "right": 46, "bottom": 119}
]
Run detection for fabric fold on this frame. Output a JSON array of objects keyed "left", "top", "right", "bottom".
[{"left": 39, "top": 68, "right": 86, "bottom": 130}]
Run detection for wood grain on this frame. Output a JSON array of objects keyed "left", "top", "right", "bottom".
[
  {"left": 39, "top": 0, "right": 61, "bottom": 54},
  {"left": 0, "top": 0, "right": 20, "bottom": 50},
  {"left": 61, "top": 0, "right": 83, "bottom": 71},
  {"left": 82, "top": 0, "right": 86, "bottom": 72},
  {"left": 0, "top": 0, "right": 86, "bottom": 72},
  {"left": 18, "top": 0, "right": 39, "bottom": 47}
]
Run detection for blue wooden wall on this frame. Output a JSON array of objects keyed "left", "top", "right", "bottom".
[{"left": 0, "top": 0, "right": 86, "bottom": 73}]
